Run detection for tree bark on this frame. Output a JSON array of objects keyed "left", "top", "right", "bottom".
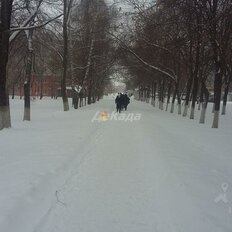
[
  {"left": 0, "top": 0, "right": 13, "bottom": 130},
  {"left": 153, "top": 82, "right": 157, "bottom": 107},
  {"left": 88, "top": 79, "right": 92, "bottom": 105},
  {"left": 183, "top": 12, "right": 194, "bottom": 117},
  {"left": 72, "top": 89, "right": 79, "bottom": 109},
  {"left": 12, "top": 84, "right": 15, "bottom": 99},
  {"left": 221, "top": 81, "right": 230, "bottom": 115},
  {"left": 23, "top": 29, "right": 34, "bottom": 121},
  {"left": 212, "top": 70, "right": 222, "bottom": 128},
  {"left": 165, "top": 82, "right": 172, "bottom": 111},
  {"left": 61, "top": 0, "right": 70, "bottom": 112},
  {"left": 199, "top": 84, "right": 209, "bottom": 124},
  {"left": 190, "top": 75, "right": 199, "bottom": 119},
  {"left": 190, "top": 36, "right": 201, "bottom": 119},
  {"left": 198, "top": 82, "right": 204, "bottom": 110},
  {"left": 40, "top": 79, "right": 43, "bottom": 99}
]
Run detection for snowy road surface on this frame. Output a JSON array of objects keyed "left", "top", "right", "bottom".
[{"left": 0, "top": 97, "right": 232, "bottom": 232}]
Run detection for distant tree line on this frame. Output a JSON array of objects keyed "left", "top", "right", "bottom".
[
  {"left": 115, "top": 0, "right": 232, "bottom": 128},
  {"left": 2, "top": 0, "right": 231, "bottom": 130},
  {"left": 0, "top": 0, "right": 116, "bottom": 130}
]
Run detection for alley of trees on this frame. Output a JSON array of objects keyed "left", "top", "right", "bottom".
[{"left": 1, "top": 0, "right": 232, "bottom": 130}]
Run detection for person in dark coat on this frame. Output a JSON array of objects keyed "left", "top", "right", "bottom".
[
  {"left": 115, "top": 93, "right": 122, "bottom": 113},
  {"left": 122, "top": 93, "right": 130, "bottom": 110}
]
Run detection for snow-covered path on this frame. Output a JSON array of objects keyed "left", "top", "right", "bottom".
[{"left": 1, "top": 97, "right": 232, "bottom": 232}]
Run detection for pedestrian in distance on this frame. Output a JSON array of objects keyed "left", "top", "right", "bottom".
[
  {"left": 115, "top": 93, "right": 122, "bottom": 113},
  {"left": 121, "top": 93, "right": 130, "bottom": 111},
  {"left": 123, "top": 93, "right": 130, "bottom": 111}
]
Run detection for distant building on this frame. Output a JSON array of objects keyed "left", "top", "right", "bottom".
[{"left": 12, "top": 75, "right": 60, "bottom": 98}]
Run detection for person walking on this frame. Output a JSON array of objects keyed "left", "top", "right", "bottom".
[
  {"left": 123, "top": 93, "right": 130, "bottom": 111},
  {"left": 115, "top": 93, "right": 122, "bottom": 113}
]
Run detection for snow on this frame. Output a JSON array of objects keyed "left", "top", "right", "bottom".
[{"left": 0, "top": 97, "right": 232, "bottom": 232}]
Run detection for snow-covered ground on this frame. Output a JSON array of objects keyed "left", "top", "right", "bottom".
[{"left": 0, "top": 96, "right": 232, "bottom": 232}]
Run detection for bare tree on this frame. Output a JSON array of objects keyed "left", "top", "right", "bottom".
[{"left": 0, "top": 0, "right": 14, "bottom": 130}]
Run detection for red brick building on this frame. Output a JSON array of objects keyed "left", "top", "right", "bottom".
[{"left": 12, "top": 75, "right": 60, "bottom": 98}]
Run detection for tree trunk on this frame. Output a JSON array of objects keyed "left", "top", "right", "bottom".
[
  {"left": 183, "top": 72, "right": 193, "bottom": 117},
  {"left": 177, "top": 89, "right": 182, "bottom": 115},
  {"left": 199, "top": 83, "right": 209, "bottom": 124},
  {"left": 158, "top": 79, "right": 163, "bottom": 110},
  {"left": 199, "top": 104, "right": 206, "bottom": 124},
  {"left": 198, "top": 83, "right": 204, "bottom": 110},
  {"left": 151, "top": 81, "right": 154, "bottom": 106},
  {"left": 221, "top": 81, "right": 230, "bottom": 115},
  {"left": 153, "top": 82, "right": 157, "bottom": 107},
  {"left": 170, "top": 81, "right": 179, "bottom": 113},
  {"left": 190, "top": 77, "right": 199, "bottom": 119},
  {"left": 79, "top": 95, "right": 82, "bottom": 107},
  {"left": 211, "top": 1, "right": 222, "bottom": 128},
  {"left": 20, "top": 80, "right": 23, "bottom": 99},
  {"left": 73, "top": 90, "right": 79, "bottom": 109},
  {"left": 12, "top": 84, "right": 15, "bottom": 99},
  {"left": 23, "top": 81, "right": 31, "bottom": 121},
  {"left": 199, "top": 98, "right": 208, "bottom": 124},
  {"left": 61, "top": 0, "right": 70, "bottom": 112},
  {"left": 161, "top": 79, "right": 165, "bottom": 110},
  {"left": 23, "top": 29, "right": 33, "bottom": 121},
  {"left": 40, "top": 79, "right": 43, "bottom": 99},
  {"left": 88, "top": 80, "right": 92, "bottom": 105},
  {"left": 190, "top": 39, "right": 200, "bottom": 119},
  {"left": 165, "top": 82, "right": 172, "bottom": 111},
  {"left": 183, "top": 25, "right": 194, "bottom": 117},
  {"left": 212, "top": 71, "right": 222, "bottom": 128},
  {"left": 0, "top": 0, "right": 13, "bottom": 130}
]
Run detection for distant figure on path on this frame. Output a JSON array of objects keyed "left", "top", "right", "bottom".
[
  {"left": 122, "top": 93, "right": 130, "bottom": 110},
  {"left": 115, "top": 93, "right": 122, "bottom": 113}
]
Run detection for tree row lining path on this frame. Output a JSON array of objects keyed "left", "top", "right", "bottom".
[{"left": 0, "top": 97, "right": 232, "bottom": 232}]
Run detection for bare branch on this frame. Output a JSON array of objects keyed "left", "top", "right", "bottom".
[
  {"left": 108, "top": 32, "right": 177, "bottom": 82},
  {"left": 10, "top": 14, "right": 63, "bottom": 32}
]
